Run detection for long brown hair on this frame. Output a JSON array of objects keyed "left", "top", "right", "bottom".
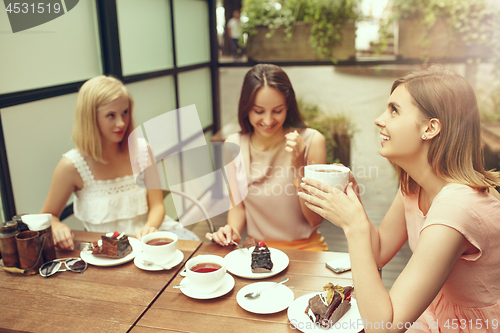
[
  {"left": 72, "top": 75, "right": 135, "bottom": 163},
  {"left": 393, "top": 65, "right": 500, "bottom": 194},
  {"left": 238, "top": 64, "right": 306, "bottom": 133}
]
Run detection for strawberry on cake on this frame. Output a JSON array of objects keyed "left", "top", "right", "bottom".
[{"left": 251, "top": 241, "right": 273, "bottom": 273}]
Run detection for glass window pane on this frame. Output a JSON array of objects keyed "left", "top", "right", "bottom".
[
  {"left": 0, "top": 1, "right": 101, "bottom": 94},
  {"left": 173, "top": 0, "right": 210, "bottom": 67},
  {"left": 116, "top": 0, "right": 174, "bottom": 76},
  {"left": 126, "top": 76, "right": 177, "bottom": 128},
  {"left": 0, "top": 94, "right": 77, "bottom": 215},
  {"left": 178, "top": 67, "right": 213, "bottom": 129}
]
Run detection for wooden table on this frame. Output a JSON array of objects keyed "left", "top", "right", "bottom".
[
  {"left": 0, "top": 230, "right": 202, "bottom": 333},
  {"left": 131, "top": 242, "right": 355, "bottom": 333}
]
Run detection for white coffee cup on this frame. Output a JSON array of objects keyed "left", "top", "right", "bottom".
[
  {"left": 185, "top": 255, "right": 226, "bottom": 294},
  {"left": 141, "top": 231, "right": 178, "bottom": 265},
  {"left": 304, "top": 164, "right": 350, "bottom": 191}
]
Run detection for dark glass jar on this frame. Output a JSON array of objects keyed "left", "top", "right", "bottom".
[
  {"left": 0, "top": 220, "right": 20, "bottom": 267},
  {"left": 12, "top": 214, "right": 29, "bottom": 232}
]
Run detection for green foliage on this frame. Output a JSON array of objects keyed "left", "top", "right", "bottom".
[
  {"left": 379, "top": 0, "right": 500, "bottom": 124},
  {"left": 302, "top": 0, "right": 360, "bottom": 58},
  {"left": 241, "top": 0, "right": 361, "bottom": 59},
  {"left": 298, "top": 98, "right": 354, "bottom": 164},
  {"left": 241, "top": 0, "right": 296, "bottom": 40},
  {"left": 378, "top": 0, "right": 500, "bottom": 66}
]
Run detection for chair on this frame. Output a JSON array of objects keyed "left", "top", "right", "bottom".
[
  {"left": 60, "top": 189, "right": 215, "bottom": 241},
  {"left": 160, "top": 189, "right": 215, "bottom": 241},
  {"left": 163, "top": 189, "right": 215, "bottom": 233}
]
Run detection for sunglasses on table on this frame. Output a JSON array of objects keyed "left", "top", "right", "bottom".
[{"left": 39, "top": 258, "right": 87, "bottom": 278}]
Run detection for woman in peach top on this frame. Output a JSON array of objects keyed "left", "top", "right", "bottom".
[
  {"left": 301, "top": 66, "right": 500, "bottom": 332},
  {"left": 207, "top": 64, "right": 328, "bottom": 250}
]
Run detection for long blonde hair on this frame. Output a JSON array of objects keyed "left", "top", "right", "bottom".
[
  {"left": 393, "top": 66, "right": 500, "bottom": 194},
  {"left": 72, "top": 75, "right": 135, "bottom": 163}
]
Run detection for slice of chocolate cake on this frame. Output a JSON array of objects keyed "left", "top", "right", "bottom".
[
  {"left": 91, "top": 231, "right": 132, "bottom": 259},
  {"left": 305, "top": 284, "right": 353, "bottom": 328},
  {"left": 251, "top": 241, "right": 273, "bottom": 273}
]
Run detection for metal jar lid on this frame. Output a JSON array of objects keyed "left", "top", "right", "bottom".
[
  {"left": 12, "top": 214, "right": 29, "bottom": 232},
  {"left": 0, "top": 220, "right": 19, "bottom": 238}
]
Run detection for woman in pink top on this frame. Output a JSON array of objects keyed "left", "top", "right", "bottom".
[{"left": 301, "top": 66, "right": 500, "bottom": 332}]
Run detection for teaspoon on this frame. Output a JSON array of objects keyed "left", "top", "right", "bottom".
[{"left": 244, "top": 277, "right": 289, "bottom": 299}]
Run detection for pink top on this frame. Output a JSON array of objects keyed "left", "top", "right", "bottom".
[{"left": 402, "top": 184, "right": 500, "bottom": 332}]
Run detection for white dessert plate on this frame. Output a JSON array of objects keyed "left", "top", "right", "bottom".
[
  {"left": 287, "top": 293, "right": 362, "bottom": 333},
  {"left": 134, "top": 250, "right": 184, "bottom": 271},
  {"left": 224, "top": 247, "right": 289, "bottom": 279},
  {"left": 237, "top": 281, "right": 294, "bottom": 314},
  {"left": 178, "top": 274, "right": 235, "bottom": 299},
  {"left": 80, "top": 237, "right": 141, "bottom": 267}
]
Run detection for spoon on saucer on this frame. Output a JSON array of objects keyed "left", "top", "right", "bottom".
[
  {"left": 142, "top": 259, "right": 174, "bottom": 270},
  {"left": 172, "top": 281, "right": 190, "bottom": 289},
  {"left": 244, "top": 277, "right": 289, "bottom": 299}
]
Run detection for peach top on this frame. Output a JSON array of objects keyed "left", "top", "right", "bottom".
[
  {"left": 402, "top": 184, "right": 500, "bottom": 332},
  {"left": 226, "top": 127, "right": 320, "bottom": 242}
]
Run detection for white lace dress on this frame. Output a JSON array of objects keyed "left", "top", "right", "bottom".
[
  {"left": 63, "top": 140, "right": 199, "bottom": 240},
  {"left": 63, "top": 147, "right": 151, "bottom": 235}
]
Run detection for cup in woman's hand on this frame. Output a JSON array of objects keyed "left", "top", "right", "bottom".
[
  {"left": 141, "top": 231, "right": 178, "bottom": 265},
  {"left": 304, "top": 164, "right": 350, "bottom": 191}
]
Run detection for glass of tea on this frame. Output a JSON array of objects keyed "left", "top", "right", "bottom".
[
  {"left": 304, "top": 164, "right": 350, "bottom": 191},
  {"left": 141, "top": 231, "right": 178, "bottom": 265},
  {"left": 185, "top": 254, "right": 226, "bottom": 293}
]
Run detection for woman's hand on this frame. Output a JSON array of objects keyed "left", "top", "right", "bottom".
[
  {"left": 298, "top": 177, "right": 367, "bottom": 233},
  {"left": 136, "top": 225, "right": 158, "bottom": 240},
  {"left": 205, "top": 224, "right": 241, "bottom": 246},
  {"left": 52, "top": 221, "right": 74, "bottom": 250},
  {"left": 285, "top": 130, "right": 306, "bottom": 168},
  {"left": 332, "top": 164, "right": 362, "bottom": 203}
]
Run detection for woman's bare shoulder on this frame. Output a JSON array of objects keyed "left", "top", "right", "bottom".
[{"left": 54, "top": 156, "right": 81, "bottom": 186}]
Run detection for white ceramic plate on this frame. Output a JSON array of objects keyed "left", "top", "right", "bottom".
[
  {"left": 179, "top": 273, "right": 235, "bottom": 299},
  {"left": 134, "top": 250, "right": 184, "bottom": 271},
  {"left": 224, "top": 247, "right": 289, "bottom": 279},
  {"left": 236, "top": 281, "right": 294, "bottom": 314},
  {"left": 287, "top": 293, "right": 363, "bottom": 333},
  {"left": 80, "top": 237, "right": 141, "bottom": 267}
]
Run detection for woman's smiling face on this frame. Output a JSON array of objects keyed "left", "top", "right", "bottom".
[
  {"left": 248, "top": 85, "right": 287, "bottom": 138},
  {"left": 375, "top": 84, "right": 428, "bottom": 163}
]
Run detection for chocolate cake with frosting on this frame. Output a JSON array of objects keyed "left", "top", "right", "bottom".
[
  {"left": 91, "top": 231, "right": 132, "bottom": 259},
  {"left": 251, "top": 241, "right": 273, "bottom": 273},
  {"left": 305, "top": 284, "right": 353, "bottom": 327}
]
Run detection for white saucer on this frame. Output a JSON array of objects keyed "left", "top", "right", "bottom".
[
  {"left": 179, "top": 274, "right": 235, "bottom": 299},
  {"left": 224, "top": 247, "right": 289, "bottom": 279},
  {"left": 134, "top": 250, "right": 184, "bottom": 271},
  {"left": 237, "top": 281, "right": 294, "bottom": 314}
]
